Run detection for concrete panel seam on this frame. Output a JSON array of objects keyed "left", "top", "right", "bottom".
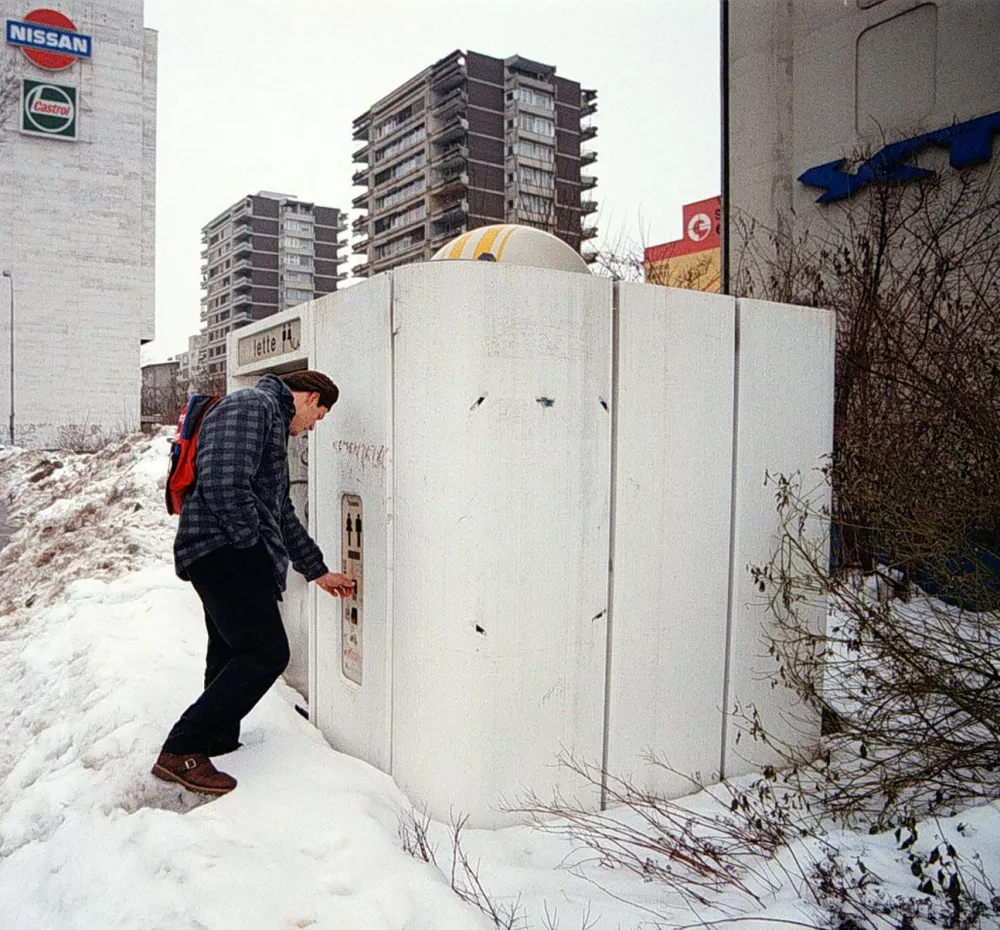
[
  {"left": 720, "top": 298, "right": 742, "bottom": 780},
  {"left": 600, "top": 281, "right": 621, "bottom": 809}
]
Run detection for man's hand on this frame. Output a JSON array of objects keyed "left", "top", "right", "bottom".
[{"left": 314, "top": 571, "right": 356, "bottom": 598}]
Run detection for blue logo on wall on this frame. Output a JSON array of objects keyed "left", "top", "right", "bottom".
[{"left": 799, "top": 111, "right": 1000, "bottom": 203}]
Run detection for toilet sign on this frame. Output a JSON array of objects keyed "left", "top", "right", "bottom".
[
  {"left": 340, "top": 493, "right": 364, "bottom": 686},
  {"left": 236, "top": 317, "right": 301, "bottom": 365}
]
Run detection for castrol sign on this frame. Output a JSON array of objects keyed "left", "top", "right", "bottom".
[{"left": 20, "top": 79, "right": 77, "bottom": 139}]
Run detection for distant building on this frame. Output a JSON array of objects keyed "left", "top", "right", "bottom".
[
  {"left": 140, "top": 359, "right": 181, "bottom": 428},
  {"left": 644, "top": 196, "right": 721, "bottom": 292},
  {"left": 171, "top": 333, "right": 204, "bottom": 395},
  {"left": 351, "top": 50, "right": 598, "bottom": 277},
  {"left": 198, "top": 192, "right": 347, "bottom": 382},
  {"left": 0, "top": 0, "right": 156, "bottom": 448}
]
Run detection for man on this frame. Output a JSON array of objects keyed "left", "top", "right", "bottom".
[{"left": 152, "top": 370, "right": 354, "bottom": 795}]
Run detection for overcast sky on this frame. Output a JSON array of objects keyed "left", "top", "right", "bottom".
[{"left": 141, "top": 0, "right": 721, "bottom": 363}]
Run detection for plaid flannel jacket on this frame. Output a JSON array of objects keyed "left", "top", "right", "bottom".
[{"left": 173, "top": 374, "right": 327, "bottom": 591}]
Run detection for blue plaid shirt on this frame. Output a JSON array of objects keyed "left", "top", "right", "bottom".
[{"left": 173, "top": 374, "right": 328, "bottom": 591}]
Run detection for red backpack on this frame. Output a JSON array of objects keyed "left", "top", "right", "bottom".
[{"left": 165, "top": 394, "right": 220, "bottom": 515}]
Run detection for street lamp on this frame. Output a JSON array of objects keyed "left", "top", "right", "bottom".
[{"left": 1, "top": 270, "right": 12, "bottom": 445}]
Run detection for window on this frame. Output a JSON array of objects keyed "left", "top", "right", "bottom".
[
  {"left": 517, "top": 86, "right": 554, "bottom": 110},
  {"left": 374, "top": 151, "right": 426, "bottom": 186},
  {"left": 373, "top": 105, "right": 414, "bottom": 141},
  {"left": 285, "top": 270, "right": 312, "bottom": 285},
  {"left": 517, "top": 193, "right": 553, "bottom": 217},
  {"left": 517, "top": 139, "right": 555, "bottom": 163},
  {"left": 375, "top": 202, "right": 426, "bottom": 235},
  {"left": 286, "top": 288, "right": 313, "bottom": 303},
  {"left": 375, "top": 230, "right": 425, "bottom": 260},
  {"left": 375, "top": 177, "right": 426, "bottom": 211},
  {"left": 375, "top": 125, "right": 426, "bottom": 162},
  {"left": 518, "top": 165, "right": 553, "bottom": 189},
  {"left": 518, "top": 113, "right": 555, "bottom": 137},
  {"left": 285, "top": 219, "right": 313, "bottom": 235},
  {"left": 283, "top": 236, "right": 310, "bottom": 250}
]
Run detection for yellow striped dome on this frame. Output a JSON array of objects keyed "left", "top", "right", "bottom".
[{"left": 430, "top": 224, "right": 590, "bottom": 274}]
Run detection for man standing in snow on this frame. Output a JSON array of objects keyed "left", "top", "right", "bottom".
[{"left": 153, "top": 371, "right": 354, "bottom": 795}]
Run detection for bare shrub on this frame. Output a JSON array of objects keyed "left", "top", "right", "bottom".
[
  {"left": 399, "top": 808, "right": 526, "bottom": 929},
  {"left": 747, "top": 471, "right": 1000, "bottom": 831}
]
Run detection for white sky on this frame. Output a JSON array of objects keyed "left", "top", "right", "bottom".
[{"left": 141, "top": 0, "right": 721, "bottom": 363}]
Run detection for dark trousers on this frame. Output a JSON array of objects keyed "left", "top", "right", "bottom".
[{"left": 163, "top": 543, "right": 289, "bottom": 756}]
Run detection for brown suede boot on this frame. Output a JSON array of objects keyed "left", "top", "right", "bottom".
[{"left": 151, "top": 750, "right": 237, "bottom": 795}]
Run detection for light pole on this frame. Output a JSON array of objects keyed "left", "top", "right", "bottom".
[{"left": 1, "top": 270, "right": 12, "bottom": 445}]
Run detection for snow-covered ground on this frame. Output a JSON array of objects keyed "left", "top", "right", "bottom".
[{"left": 0, "top": 436, "right": 997, "bottom": 930}]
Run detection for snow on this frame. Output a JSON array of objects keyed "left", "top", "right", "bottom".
[{"left": 0, "top": 435, "right": 998, "bottom": 929}]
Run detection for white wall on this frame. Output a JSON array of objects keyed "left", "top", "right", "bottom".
[
  {"left": 0, "top": 1, "right": 156, "bottom": 448},
  {"left": 723, "top": 298, "right": 835, "bottom": 777},
  {"left": 607, "top": 284, "right": 736, "bottom": 795},
  {"left": 389, "top": 262, "right": 612, "bottom": 827},
  {"left": 311, "top": 276, "right": 394, "bottom": 775}
]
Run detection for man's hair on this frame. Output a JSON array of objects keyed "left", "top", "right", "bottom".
[{"left": 279, "top": 370, "right": 339, "bottom": 409}]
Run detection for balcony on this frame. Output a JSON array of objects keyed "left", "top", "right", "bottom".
[
  {"left": 581, "top": 124, "right": 598, "bottom": 142},
  {"left": 352, "top": 215, "right": 369, "bottom": 233},
  {"left": 436, "top": 143, "right": 468, "bottom": 170},
  {"left": 581, "top": 199, "right": 598, "bottom": 215},
  {"left": 352, "top": 191, "right": 370, "bottom": 210},
  {"left": 334, "top": 217, "right": 349, "bottom": 234},
  {"left": 352, "top": 114, "right": 370, "bottom": 142},
  {"left": 581, "top": 174, "right": 597, "bottom": 191},
  {"left": 352, "top": 168, "right": 369, "bottom": 187},
  {"left": 432, "top": 86, "right": 467, "bottom": 118},
  {"left": 352, "top": 238, "right": 370, "bottom": 255},
  {"left": 431, "top": 167, "right": 468, "bottom": 193},
  {"left": 430, "top": 115, "right": 468, "bottom": 147},
  {"left": 352, "top": 144, "right": 369, "bottom": 165},
  {"left": 581, "top": 149, "right": 598, "bottom": 167},
  {"left": 582, "top": 224, "right": 598, "bottom": 241},
  {"left": 431, "top": 61, "right": 464, "bottom": 96}
]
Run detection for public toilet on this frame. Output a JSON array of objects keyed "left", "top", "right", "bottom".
[{"left": 228, "top": 226, "right": 835, "bottom": 827}]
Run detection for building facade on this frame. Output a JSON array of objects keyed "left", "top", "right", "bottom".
[
  {"left": 722, "top": 0, "right": 1000, "bottom": 290},
  {"left": 197, "top": 192, "right": 347, "bottom": 382},
  {"left": 351, "top": 50, "right": 598, "bottom": 277},
  {"left": 140, "top": 358, "right": 180, "bottom": 428},
  {"left": 644, "top": 196, "right": 721, "bottom": 292},
  {"left": 0, "top": 1, "right": 156, "bottom": 448}
]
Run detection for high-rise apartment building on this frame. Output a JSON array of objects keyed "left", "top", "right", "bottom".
[
  {"left": 199, "top": 192, "right": 347, "bottom": 379},
  {"left": 350, "top": 50, "right": 597, "bottom": 277}
]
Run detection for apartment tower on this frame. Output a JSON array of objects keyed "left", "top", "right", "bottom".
[
  {"left": 351, "top": 50, "right": 597, "bottom": 277},
  {"left": 199, "top": 192, "right": 347, "bottom": 379}
]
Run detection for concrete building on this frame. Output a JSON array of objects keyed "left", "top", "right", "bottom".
[
  {"left": 139, "top": 358, "right": 180, "bottom": 428},
  {"left": 198, "top": 192, "right": 347, "bottom": 383},
  {"left": 350, "top": 50, "right": 598, "bottom": 277},
  {"left": 722, "top": 0, "right": 1000, "bottom": 290},
  {"left": 0, "top": 1, "right": 156, "bottom": 448},
  {"left": 171, "top": 332, "right": 203, "bottom": 395}
]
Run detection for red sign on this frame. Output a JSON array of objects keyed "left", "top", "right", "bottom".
[{"left": 16, "top": 9, "right": 82, "bottom": 70}]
